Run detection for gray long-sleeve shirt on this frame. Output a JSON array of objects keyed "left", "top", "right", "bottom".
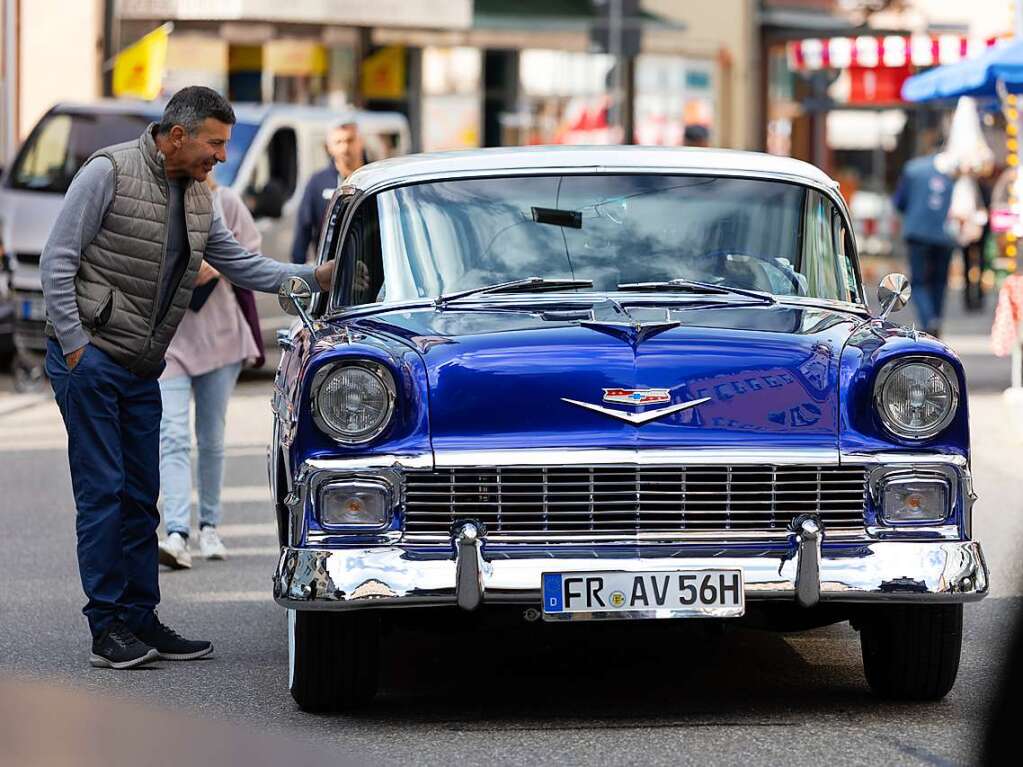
[{"left": 40, "top": 157, "right": 321, "bottom": 355}]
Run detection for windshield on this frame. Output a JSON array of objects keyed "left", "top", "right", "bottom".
[
  {"left": 7, "top": 111, "right": 152, "bottom": 194},
  {"left": 337, "top": 174, "right": 861, "bottom": 307}
]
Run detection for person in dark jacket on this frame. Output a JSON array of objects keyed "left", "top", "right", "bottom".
[
  {"left": 290, "top": 121, "right": 365, "bottom": 264},
  {"left": 893, "top": 153, "right": 957, "bottom": 336}
]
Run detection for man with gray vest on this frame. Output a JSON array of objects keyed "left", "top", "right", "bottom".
[{"left": 40, "top": 87, "right": 335, "bottom": 669}]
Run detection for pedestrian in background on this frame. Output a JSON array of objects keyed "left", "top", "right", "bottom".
[
  {"left": 158, "top": 174, "right": 265, "bottom": 570},
  {"left": 290, "top": 120, "right": 365, "bottom": 265},
  {"left": 893, "top": 151, "right": 957, "bottom": 337},
  {"left": 39, "top": 86, "right": 335, "bottom": 670}
]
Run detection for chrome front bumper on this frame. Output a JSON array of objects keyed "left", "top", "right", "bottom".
[{"left": 273, "top": 523, "right": 989, "bottom": 611}]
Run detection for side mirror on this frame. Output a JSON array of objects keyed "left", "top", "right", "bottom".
[
  {"left": 278, "top": 276, "right": 314, "bottom": 333},
  {"left": 877, "top": 273, "right": 911, "bottom": 320}
]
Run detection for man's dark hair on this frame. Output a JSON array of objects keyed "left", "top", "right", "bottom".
[{"left": 158, "top": 86, "right": 236, "bottom": 135}]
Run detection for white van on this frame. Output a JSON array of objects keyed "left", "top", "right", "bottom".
[{"left": 0, "top": 99, "right": 410, "bottom": 388}]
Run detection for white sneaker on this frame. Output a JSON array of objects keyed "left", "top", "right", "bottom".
[
  {"left": 158, "top": 532, "right": 192, "bottom": 570},
  {"left": 199, "top": 526, "right": 227, "bottom": 561}
]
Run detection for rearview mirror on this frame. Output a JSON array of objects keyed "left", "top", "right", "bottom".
[
  {"left": 278, "top": 276, "right": 312, "bottom": 316},
  {"left": 278, "top": 276, "right": 314, "bottom": 335},
  {"left": 877, "top": 273, "right": 911, "bottom": 320}
]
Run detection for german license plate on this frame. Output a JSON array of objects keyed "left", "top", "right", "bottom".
[
  {"left": 20, "top": 298, "right": 46, "bottom": 322},
  {"left": 541, "top": 569, "right": 744, "bottom": 621}
]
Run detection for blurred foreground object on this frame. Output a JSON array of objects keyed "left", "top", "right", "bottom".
[{"left": 0, "top": 676, "right": 345, "bottom": 767}]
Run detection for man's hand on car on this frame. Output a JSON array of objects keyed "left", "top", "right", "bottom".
[{"left": 314, "top": 260, "right": 337, "bottom": 291}]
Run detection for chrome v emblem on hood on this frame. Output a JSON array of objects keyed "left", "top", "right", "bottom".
[{"left": 560, "top": 396, "right": 712, "bottom": 425}]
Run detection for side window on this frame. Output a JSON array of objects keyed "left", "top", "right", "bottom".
[
  {"left": 832, "top": 208, "right": 860, "bottom": 303},
  {"left": 308, "top": 193, "right": 349, "bottom": 316},
  {"left": 800, "top": 190, "right": 845, "bottom": 301},
  {"left": 337, "top": 199, "right": 384, "bottom": 308},
  {"left": 244, "top": 127, "right": 297, "bottom": 219}
]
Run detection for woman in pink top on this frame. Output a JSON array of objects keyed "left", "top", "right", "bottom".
[{"left": 158, "top": 179, "right": 265, "bottom": 569}]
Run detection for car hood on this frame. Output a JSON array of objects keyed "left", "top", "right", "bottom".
[{"left": 348, "top": 301, "right": 862, "bottom": 452}]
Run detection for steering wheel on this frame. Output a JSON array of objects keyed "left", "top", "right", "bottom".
[{"left": 703, "top": 250, "right": 806, "bottom": 296}]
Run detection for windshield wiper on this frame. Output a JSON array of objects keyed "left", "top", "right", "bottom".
[
  {"left": 435, "top": 277, "right": 594, "bottom": 308},
  {"left": 616, "top": 278, "right": 775, "bottom": 304}
]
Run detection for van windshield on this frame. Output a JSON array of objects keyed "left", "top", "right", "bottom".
[{"left": 8, "top": 111, "right": 152, "bottom": 194}]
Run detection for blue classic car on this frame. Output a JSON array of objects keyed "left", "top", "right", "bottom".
[{"left": 270, "top": 146, "right": 988, "bottom": 711}]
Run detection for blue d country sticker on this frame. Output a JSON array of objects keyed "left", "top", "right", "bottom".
[{"left": 542, "top": 573, "right": 563, "bottom": 612}]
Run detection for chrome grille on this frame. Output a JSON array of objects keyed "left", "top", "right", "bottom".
[{"left": 403, "top": 464, "right": 867, "bottom": 539}]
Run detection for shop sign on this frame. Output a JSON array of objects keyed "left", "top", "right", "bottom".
[
  {"left": 848, "top": 64, "right": 911, "bottom": 104},
  {"left": 788, "top": 35, "right": 998, "bottom": 72},
  {"left": 264, "top": 39, "right": 327, "bottom": 76},
  {"left": 362, "top": 46, "right": 405, "bottom": 101},
  {"left": 118, "top": 0, "right": 472, "bottom": 29}
]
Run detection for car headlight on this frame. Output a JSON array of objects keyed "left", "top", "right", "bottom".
[
  {"left": 873, "top": 357, "right": 959, "bottom": 440},
  {"left": 311, "top": 360, "right": 396, "bottom": 444}
]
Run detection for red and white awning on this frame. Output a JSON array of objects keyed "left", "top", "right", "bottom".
[{"left": 788, "top": 35, "right": 999, "bottom": 71}]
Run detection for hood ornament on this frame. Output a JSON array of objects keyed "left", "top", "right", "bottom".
[
  {"left": 580, "top": 307, "right": 680, "bottom": 347},
  {"left": 561, "top": 393, "right": 711, "bottom": 425}
]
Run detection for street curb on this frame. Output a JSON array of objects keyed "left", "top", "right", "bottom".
[{"left": 0, "top": 393, "right": 48, "bottom": 418}]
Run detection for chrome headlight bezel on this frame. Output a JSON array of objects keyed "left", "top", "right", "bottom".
[
  {"left": 316, "top": 477, "right": 394, "bottom": 531},
  {"left": 310, "top": 360, "right": 397, "bottom": 445},
  {"left": 873, "top": 356, "right": 960, "bottom": 441}
]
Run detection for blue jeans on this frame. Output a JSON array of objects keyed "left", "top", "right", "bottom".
[
  {"left": 46, "top": 339, "right": 162, "bottom": 639},
  {"left": 159, "top": 362, "right": 241, "bottom": 536},
  {"left": 907, "top": 240, "right": 954, "bottom": 331}
]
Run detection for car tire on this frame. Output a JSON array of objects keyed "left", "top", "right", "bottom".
[
  {"left": 289, "top": 609, "right": 380, "bottom": 712},
  {"left": 859, "top": 604, "right": 963, "bottom": 701}
]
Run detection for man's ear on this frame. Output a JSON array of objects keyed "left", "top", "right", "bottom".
[{"left": 169, "top": 124, "right": 187, "bottom": 148}]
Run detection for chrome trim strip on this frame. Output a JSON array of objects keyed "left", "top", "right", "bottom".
[
  {"left": 432, "top": 448, "right": 842, "bottom": 467},
  {"left": 401, "top": 528, "right": 868, "bottom": 545},
  {"left": 843, "top": 452, "right": 968, "bottom": 467},
  {"left": 273, "top": 539, "right": 988, "bottom": 609},
  {"left": 429, "top": 448, "right": 968, "bottom": 468},
  {"left": 304, "top": 455, "right": 433, "bottom": 471}
]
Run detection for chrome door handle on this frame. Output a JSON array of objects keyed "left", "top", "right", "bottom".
[{"left": 276, "top": 329, "right": 294, "bottom": 350}]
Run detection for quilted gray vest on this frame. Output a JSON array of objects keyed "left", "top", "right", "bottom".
[{"left": 70, "top": 124, "right": 213, "bottom": 377}]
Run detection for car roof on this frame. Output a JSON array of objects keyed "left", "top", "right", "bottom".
[{"left": 346, "top": 145, "right": 839, "bottom": 193}]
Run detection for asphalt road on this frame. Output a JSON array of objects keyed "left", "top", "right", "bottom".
[{"left": 1, "top": 293, "right": 1020, "bottom": 766}]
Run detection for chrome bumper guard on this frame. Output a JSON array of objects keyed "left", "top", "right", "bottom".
[{"left": 273, "top": 518, "right": 989, "bottom": 611}]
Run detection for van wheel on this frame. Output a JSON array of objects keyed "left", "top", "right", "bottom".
[
  {"left": 289, "top": 610, "right": 379, "bottom": 712},
  {"left": 859, "top": 604, "right": 962, "bottom": 700}
]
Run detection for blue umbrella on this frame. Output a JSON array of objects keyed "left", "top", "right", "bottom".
[{"left": 902, "top": 39, "right": 1023, "bottom": 101}]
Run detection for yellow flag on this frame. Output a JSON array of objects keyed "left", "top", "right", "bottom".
[{"left": 113, "top": 24, "right": 171, "bottom": 100}]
